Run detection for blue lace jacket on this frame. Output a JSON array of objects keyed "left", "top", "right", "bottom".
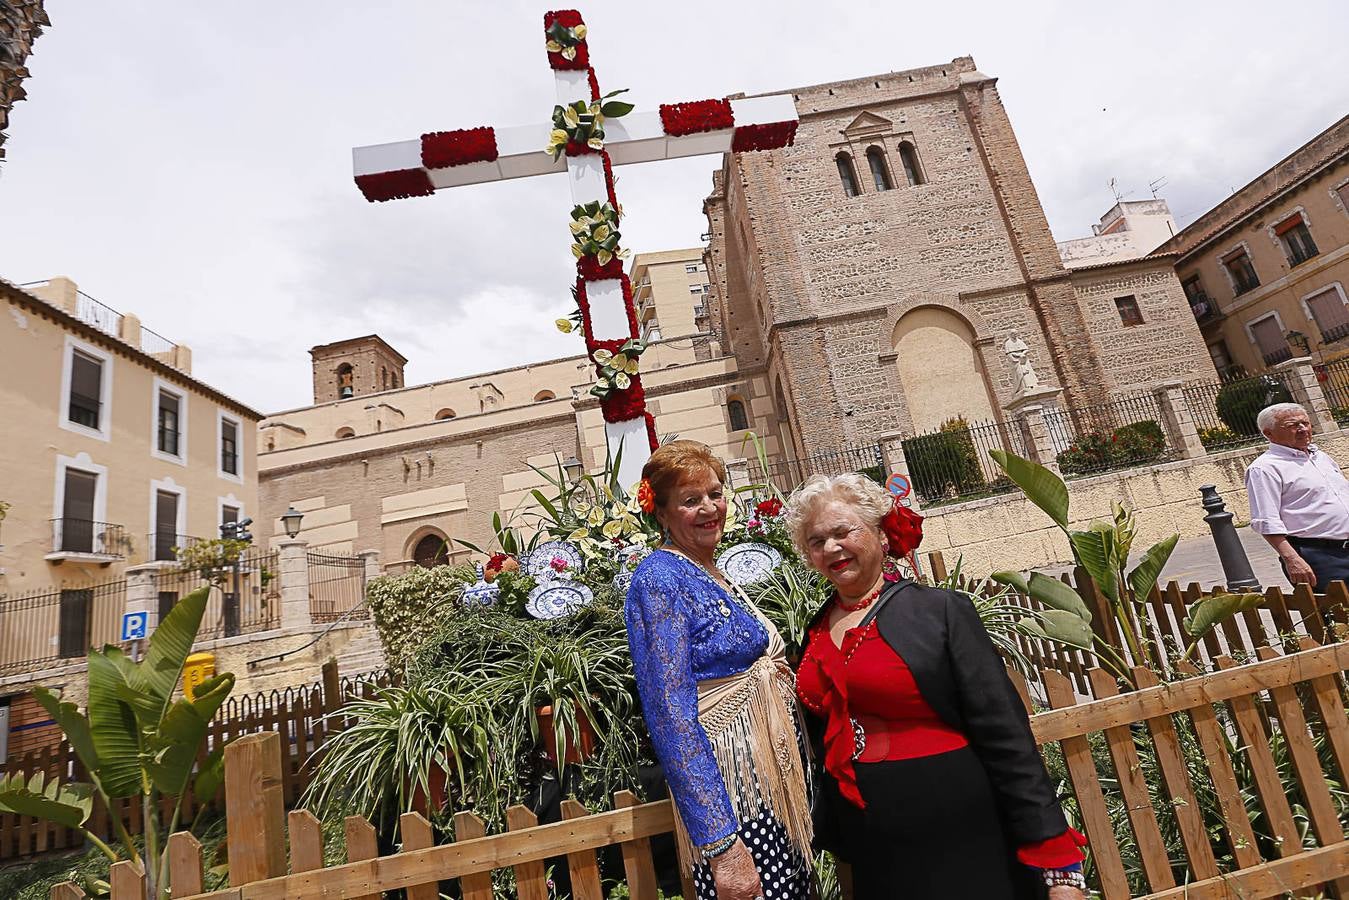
[{"left": 624, "top": 549, "right": 769, "bottom": 846}]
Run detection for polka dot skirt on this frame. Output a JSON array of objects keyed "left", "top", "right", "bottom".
[{"left": 692, "top": 810, "right": 814, "bottom": 900}]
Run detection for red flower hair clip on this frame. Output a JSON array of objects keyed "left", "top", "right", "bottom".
[
  {"left": 881, "top": 497, "right": 923, "bottom": 557},
  {"left": 636, "top": 478, "right": 656, "bottom": 515}
]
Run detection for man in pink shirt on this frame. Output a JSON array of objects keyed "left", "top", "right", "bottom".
[{"left": 1245, "top": 402, "right": 1349, "bottom": 589}]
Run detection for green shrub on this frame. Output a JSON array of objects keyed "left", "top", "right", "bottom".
[
  {"left": 902, "top": 416, "right": 986, "bottom": 500},
  {"left": 1215, "top": 375, "right": 1292, "bottom": 436},
  {"left": 365, "top": 563, "right": 476, "bottom": 661},
  {"left": 1197, "top": 424, "right": 1240, "bottom": 449},
  {"left": 1056, "top": 419, "right": 1165, "bottom": 475}
]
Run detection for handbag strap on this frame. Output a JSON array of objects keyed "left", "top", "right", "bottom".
[{"left": 858, "top": 578, "right": 912, "bottom": 629}]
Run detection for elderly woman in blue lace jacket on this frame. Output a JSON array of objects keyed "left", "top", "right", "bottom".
[{"left": 625, "top": 441, "right": 812, "bottom": 900}]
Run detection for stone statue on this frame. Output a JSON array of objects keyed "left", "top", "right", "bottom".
[{"left": 1003, "top": 330, "right": 1040, "bottom": 394}]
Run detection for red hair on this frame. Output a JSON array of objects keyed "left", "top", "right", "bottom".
[{"left": 641, "top": 440, "right": 726, "bottom": 510}]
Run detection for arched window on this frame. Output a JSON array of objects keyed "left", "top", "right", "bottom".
[
  {"left": 835, "top": 153, "right": 860, "bottom": 198},
  {"left": 727, "top": 397, "right": 749, "bottom": 431},
  {"left": 335, "top": 426, "right": 355, "bottom": 439},
  {"left": 412, "top": 533, "right": 449, "bottom": 568},
  {"left": 866, "top": 147, "right": 892, "bottom": 191},
  {"left": 435, "top": 408, "right": 456, "bottom": 421},
  {"left": 898, "top": 141, "right": 925, "bottom": 186},
  {"left": 534, "top": 390, "right": 556, "bottom": 402},
  {"left": 336, "top": 364, "right": 354, "bottom": 399}
]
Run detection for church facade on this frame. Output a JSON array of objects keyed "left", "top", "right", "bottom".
[
  {"left": 257, "top": 57, "right": 1213, "bottom": 565},
  {"left": 703, "top": 56, "right": 1211, "bottom": 455}
]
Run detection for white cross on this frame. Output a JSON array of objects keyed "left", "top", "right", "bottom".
[{"left": 350, "top": 10, "right": 797, "bottom": 488}]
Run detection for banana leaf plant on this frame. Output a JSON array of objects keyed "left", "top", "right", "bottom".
[
  {"left": 987, "top": 450, "right": 1261, "bottom": 685},
  {"left": 0, "top": 587, "right": 233, "bottom": 899}
]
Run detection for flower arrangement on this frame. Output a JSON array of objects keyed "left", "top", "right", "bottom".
[
  {"left": 730, "top": 120, "right": 800, "bottom": 153},
  {"left": 420, "top": 127, "right": 498, "bottom": 169},
  {"left": 589, "top": 339, "right": 645, "bottom": 398},
  {"left": 568, "top": 200, "right": 627, "bottom": 266},
  {"left": 659, "top": 99, "right": 735, "bottom": 136},
  {"left": 544, "top": 91, "right": 634, "bottom": 160},
  {"left": 543, "top": 10, "right": 589, "bottom": 70}
]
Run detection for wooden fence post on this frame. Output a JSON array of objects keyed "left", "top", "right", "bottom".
[
  {"left": 322, "top": 658, "right": 341, "bottom": 713},
  {"left": 288, "top": 809, "right": 324, "bottom": 873},
  {"left": 225, "top": 732, "right": 286, "bottom": 885},
  {"left": 344, "top": 816, "right": 380, "bottom": 900},
  {"left": 167, "top": 831, "right": 203, "bottom": 898},
  {"left": 560, "top": 800, "right": 604, "bottom": 900},
  {"left": 614, "top": 791, "right": 662, "bottom": 900},
  {"left": 452, "top": 811, "right": 493, "bottom": 900},
  {"left": 399, "top": 812, "right": 439, "bottom": 900},
  {"left": 506, "top": 806, "right": 549, "bottom": 900},
  {"left": 108, "top": 859, "right": 145, "bottom": 900},
  {"left": 49, "top": 883, "right": 85, "bottom": 900}
]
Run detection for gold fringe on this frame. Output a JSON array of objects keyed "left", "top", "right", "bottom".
[{"left": 671, "top": 653, "right": 814, "bottom": 877}]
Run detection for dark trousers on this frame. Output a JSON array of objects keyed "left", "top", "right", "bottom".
[{"left": 1286, "top": 538, "right": 1349, "bottom": 591}]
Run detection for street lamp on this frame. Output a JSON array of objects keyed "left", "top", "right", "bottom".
[
  {"left": 562, "top": 455, "right": 583, "bottom": 483},
  {"left": 281, "top": 506, "right": 305, "bottom": 539}
]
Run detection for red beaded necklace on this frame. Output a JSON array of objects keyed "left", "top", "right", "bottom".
[{"left": 835, "top": 584, "right": 883, "bottom": 612}]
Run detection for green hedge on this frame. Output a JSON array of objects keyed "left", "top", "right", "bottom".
[
  {"left": 1056, "top": 419, "right": 1166, "bottom": 475},
  {"left": 902, "top": 417, "right": 985, "bottom": 500},
  {"left": 1215, "top": 375, "right": 1292, "bottom": 436}
]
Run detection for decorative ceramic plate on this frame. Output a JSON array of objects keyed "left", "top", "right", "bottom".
[
  {"left": 611, "top": 545, "right": 649, "bottom": 596},
  {"left": 462, "top": 566, "right": 500, "bottom": 606},
  {"left": 526, "top": 541, "right": 584, "bottom": 581},
  {"left": 716, "top": 542, "right": 783, "bottom": 586},
  {"left": 526, "top": 579, "right": 595, "bottom": 620}
]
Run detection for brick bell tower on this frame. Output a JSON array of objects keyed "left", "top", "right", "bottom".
[{"left": 309, "top": 335, "right": 408, "bottom": 404}]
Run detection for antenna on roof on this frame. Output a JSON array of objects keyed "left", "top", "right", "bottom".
[
  {"left": 1148, "top": 176, "right": 1168, "bottom": 198},
  {"left": 1108, "top": 178, "right": 1132, "bottom": 203}
]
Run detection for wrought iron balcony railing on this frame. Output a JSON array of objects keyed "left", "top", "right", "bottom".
[{"left": 49, "top": 519, "right": 129, "bottom": 558}]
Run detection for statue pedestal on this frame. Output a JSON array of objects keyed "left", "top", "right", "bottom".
[
  {"left": 1002, "top": 386, "right": 1065, "bottom": 473},
  {"left": 1003, "top": 385, "right": 1062, "bottom": 416}
]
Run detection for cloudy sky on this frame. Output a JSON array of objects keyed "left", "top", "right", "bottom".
[{"left": 2, "top": 1, "right": 1346, "bottom": 413}]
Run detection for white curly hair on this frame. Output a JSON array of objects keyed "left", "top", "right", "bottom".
[{"left": 784, "top": 473, "right": 893, "bottom": 557}]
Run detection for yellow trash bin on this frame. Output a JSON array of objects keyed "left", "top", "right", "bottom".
[{"left": 183, "top": 652, "right": 215, "bottom": 701}]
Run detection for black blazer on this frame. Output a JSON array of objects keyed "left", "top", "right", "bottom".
[{"left": 802, "top": 579, "right": 1069, "bottom": 847}]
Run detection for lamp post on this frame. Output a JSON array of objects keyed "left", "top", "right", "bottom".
[
  {"left": 562, "top": 455, "right": 584, "bottom": 484},
  {"left": 281, "top": 506, "right": 305, "bottom": 539}
]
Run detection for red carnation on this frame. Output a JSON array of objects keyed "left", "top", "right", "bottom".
[
  {"left": 731, "top": 120, "right": 799, "bottom": 153},
  {"left": 421, "top": 127, "right": 499, "bottom": 169},
  {"left": 881, "top": 501, "right": 923, "bottom": 557},
  {"left": 659, "top": 99, "right": 735, "bottom": 137},
  {"left": 354, "top": 168, "right": 434, "bottom": 203},
  {"left": 755, "top": 497, "right": 784, "bottom": 518}
]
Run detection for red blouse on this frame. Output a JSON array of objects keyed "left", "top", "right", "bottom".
[{"left": 797, "top": 613, "right": 1085, "bottom": 869}]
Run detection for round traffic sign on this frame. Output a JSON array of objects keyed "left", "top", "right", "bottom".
[{"left": 885, "top": 472, "right": 911, "bottom": 498}]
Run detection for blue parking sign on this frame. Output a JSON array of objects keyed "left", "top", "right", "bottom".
[{"left": 121, "top": 611, "right": 149, "bottom": 642}]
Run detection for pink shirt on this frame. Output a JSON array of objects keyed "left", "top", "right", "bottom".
[{"left": 1245, "top": 443, "right": 1349, "bottom": 538}]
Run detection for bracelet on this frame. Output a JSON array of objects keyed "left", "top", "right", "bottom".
[
  {"left": 699, "top": 834, "right": 738, "bottom": 860},
  {"left": 1042, "top": 868, "right": 1086, "bottom": 890}
]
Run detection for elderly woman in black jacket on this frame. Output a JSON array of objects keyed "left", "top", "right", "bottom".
[{"left": 787, "top": 473, "right": 1086, "bottom": 899}]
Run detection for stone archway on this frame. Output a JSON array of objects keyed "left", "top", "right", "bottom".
[{"left": 891, "top": 306, "right": 1000, "bottom": 433}]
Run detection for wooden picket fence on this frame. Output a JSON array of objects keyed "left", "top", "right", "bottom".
[
  {"left": 1, "top": 661, "right": 393, "bottom": 862},
  {"left": 52, "top": 635, "right": 1349, "bottom": 900},
  {"left": 926, "top": 550, "right": 1349, "bottom": 697}
]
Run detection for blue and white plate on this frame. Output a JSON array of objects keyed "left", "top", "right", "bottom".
[
  {"left": 462, "top": 565, "right": 500, "bottom": 606},
  {"left": 526, "top": 541, "right": 584, "bottom": 581},
  {"left": 526, "top": 579, "right": 595, "bottom": 620},
  {"left": 716, "top": 543, "right": 783, "bottom": 586}
]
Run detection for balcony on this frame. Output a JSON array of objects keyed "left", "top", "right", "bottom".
[
  {"left": 1262, "top": 347, "right": 1294, "bottom": 368},
  {"left": 1322, "top": 322, "right": 1349, "bottom": 346},
  {"left": 45, "top": 519, "right": 129, "bottom": 566},
  {"left": 1188, "top": 292, "right": 1217, "bottom": 324}
]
